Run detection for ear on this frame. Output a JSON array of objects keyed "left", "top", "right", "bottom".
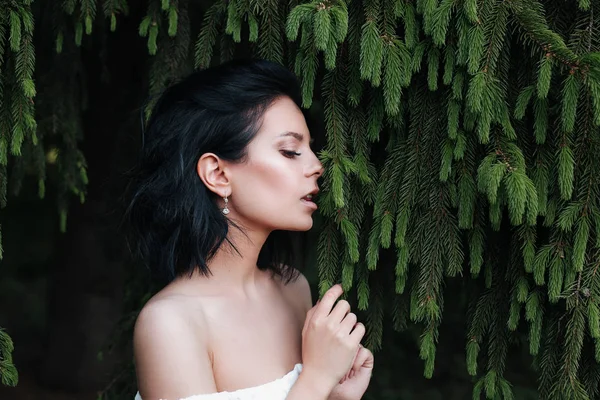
[{"left": 197, "top": 153, "right": 230, "bottom": 197}]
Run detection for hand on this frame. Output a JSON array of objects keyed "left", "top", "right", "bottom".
[
  {"left": 329, "top": 345, "right": 374, "bottom": 400},
  {"left": 300, "top": 284, "right": 366, "bottom": 393}
]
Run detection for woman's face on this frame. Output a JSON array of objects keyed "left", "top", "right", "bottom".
[{"left": 227, "top": 96, "right": 323, "bottom": 232}]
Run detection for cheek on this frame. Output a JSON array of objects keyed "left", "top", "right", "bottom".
[
  {"left": 252, "top": 157, "right": 294, "bottom": 189},
  {"left": 232, "top": 160, "right": 298, "bottom": 212},
  {"left": 230, "top": 158, "right": 314, "bottom": 231}
]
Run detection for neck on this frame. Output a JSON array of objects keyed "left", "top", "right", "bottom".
[{"left": 179, "top": 219, "right": 273, "bottom": 292}]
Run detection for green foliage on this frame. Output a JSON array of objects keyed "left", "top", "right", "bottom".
[
  {"left": 3, "top": 0, "right": 600, "bottom": 398},
  {"left": 0, "top": 328, "right": 17, "bottom": 386}
]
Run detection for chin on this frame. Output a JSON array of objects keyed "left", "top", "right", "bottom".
[
  {"left": 298, "top": 220, "right": 314, "bottom": 231},
  {"left": 282, "top": 217, "right": 314, "bottom": 232}
]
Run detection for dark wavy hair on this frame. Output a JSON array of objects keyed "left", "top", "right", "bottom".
[{"left": 124, "top": 59, "right": 304, "bottom": 284}]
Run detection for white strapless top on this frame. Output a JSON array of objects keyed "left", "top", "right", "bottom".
[{"left": 134, "top": 364, "right": 303, "bottom": 400}]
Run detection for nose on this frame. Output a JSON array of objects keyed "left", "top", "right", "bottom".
[
  {"left": 306, "top": 154, "right": 324, "bottom": 178},
  {"left": 316, "top": 163, "right": 324, "bottom": 177}
]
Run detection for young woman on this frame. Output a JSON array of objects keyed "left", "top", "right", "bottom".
[{"left": 126, "top": 59, "right": 374, "bottom": 400}]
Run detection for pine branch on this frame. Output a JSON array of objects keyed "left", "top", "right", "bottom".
[{"left": 0, "top": 328, "right": 17, "bottom": 386}]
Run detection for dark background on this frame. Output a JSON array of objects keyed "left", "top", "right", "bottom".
[{"left": 0, "top": 1, "right": 539, "bottom": 399}]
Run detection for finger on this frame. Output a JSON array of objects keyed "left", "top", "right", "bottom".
[
  {"left": 352, "top": 346, "right": 372, "bottom": 373},
  {"left": 347, "top": 344, "right": 360, "bottom": 379},
  {"left": 339, "top": 312, "right": 357, "bottom": 334},
  {"left": 313, "top": 284, "right": 343, "bottom": 319},
  {"left": 349, "top": 322, "right": 366, "bottom": 343},
  {"left": 329, "top": 300, "right": 351, "bottom": 323},
  {"left": 342, "top": 346, "right": 359, "bottom": 382},
  {"left": 362, "top": 347, "right": 375, "bottom": 369}
]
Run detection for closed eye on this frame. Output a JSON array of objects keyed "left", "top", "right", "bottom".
[{"left": 281, "top": 150, "right": 302, "bottom": 158}]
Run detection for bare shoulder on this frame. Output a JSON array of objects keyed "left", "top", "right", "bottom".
[
  {"left": 134, "top": 293, "right": 216, "bottom": 399},
  {"left": 279, "top": 270, "right": 313, "bottom": 314},
  {"left": 134, "top": 294, "right": 205, "bottom": 346}
]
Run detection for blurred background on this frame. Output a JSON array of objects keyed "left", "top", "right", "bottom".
[
  {"left": 0, "top": 185, "right": 539, "bottom": 400},
  {"left": 1, "top": 0, "right": 583, "bottom": 398}
]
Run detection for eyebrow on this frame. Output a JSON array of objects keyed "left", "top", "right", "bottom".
[{"left": 278, "top": 131, "right": 314, "bottom": 144}]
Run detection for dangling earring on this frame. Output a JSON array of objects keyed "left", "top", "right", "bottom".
[{"left": 222, "top": 195, "right": 230, "bottom": 215}]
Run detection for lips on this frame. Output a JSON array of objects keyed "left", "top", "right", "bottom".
[
  {"left": 302, "top": 188, "right": 319, "bottom": 202},
  {"left": 302, "top": 194, "right": 315, "bottom": 202},
  {"left": 301, "top": 191, "right": 318, "bottom": 210}
]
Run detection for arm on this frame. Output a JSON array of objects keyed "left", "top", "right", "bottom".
[
  {"left": 284, "top": 275, "right": 335, "bottom": 400},
  {"left": 284, "top": 368, "right": 333, "bottom": 400},
  {"left": 288, "top": 278, "right": 372, "bottom": 400},
  {"left": 134, "top": 300, "right": 217, "bottom": 400},
  {"left": 284, "top": 277, "right": 352, "bottom": 400}
]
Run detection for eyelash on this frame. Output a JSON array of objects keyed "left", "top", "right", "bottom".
[{"left": 282, "top": 150, "right": 302, "bottom": 158}]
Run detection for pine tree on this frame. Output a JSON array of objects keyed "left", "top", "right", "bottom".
[
  {"left": 2, "top": 0, "right": 600, "bottom": 398},
  {"left": 0, "top": 328, "right": 17, "bottom": 386}
]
